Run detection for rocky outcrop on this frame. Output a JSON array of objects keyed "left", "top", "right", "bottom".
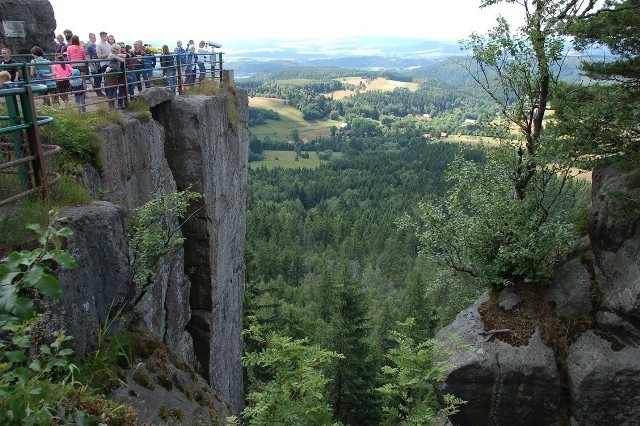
[
  {"left": 152, "top": 89, "right": 249, "bottom": 415},
  {"left": 437, "top": 295, "right": 563, "bottom": 426},
  {"left": 52, "top": 86, "right": 248, "bottom": 420},
  {"left": 438, "top": 163, "right": 640, "bottom": 425},
  {"left": 52, "top": 202, "right": 131, "bottom": 355},
  {"left": 0, "top": 0, "right": 56, "bottom": 55}
]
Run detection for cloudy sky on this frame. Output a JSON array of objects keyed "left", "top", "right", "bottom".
[{"left": 48, "top": 0, "right": 523, "bottom": 48}]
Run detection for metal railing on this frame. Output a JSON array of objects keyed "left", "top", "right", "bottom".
[
  {"left": 5, "top": 51, "right": 226, "bottom": 111},
  {"left": 0, "top": 81, "right": 60, "bottom": 207}
]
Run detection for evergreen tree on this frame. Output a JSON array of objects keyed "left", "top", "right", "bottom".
[{"left": 329, "top": 266, "right": 381, "bottom": 425}]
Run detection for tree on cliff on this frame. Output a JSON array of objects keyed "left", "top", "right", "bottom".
[
  {"left": 462, "top": 0, "right": 598, "bottom": 199},
  {"left": 411, "top": 0, "right": 598, "bottom": 286},
  {"left": 549, "top": 0, "right": 640, "bottom": 168}
]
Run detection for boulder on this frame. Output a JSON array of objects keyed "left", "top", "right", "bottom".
[
  {"left": 436, "top": 294, "right": 563, "bottom": 426},
  {"left": 52, "top": 201, "right": 131, "bottom": 356},
  {"left": 567, "top": 331, "right": 640, "bottom": 425},
  {"left": 589, "top": 164, "right": 640, "bottom": 322},
  {"left": 152, "top": 91, "right": 249, "bottom": 414},
  {"left": 0, "top": 0, "right": 56, "bottom": 55}
]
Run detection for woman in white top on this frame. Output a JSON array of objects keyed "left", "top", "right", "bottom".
[{"left": 196, "top": 40, "right": 208, "bottom": 82}]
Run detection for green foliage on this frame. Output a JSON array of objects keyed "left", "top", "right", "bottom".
[
  {"left": 249, "top": 107, "right": 281, "bottom": 126},
  {"left": 188, "top": 79, "right": 221, "bottom": 96},
  {"left": 40, "top": 108, "right": 108, "bottom": 175},
  {"left": 410, "top": 147, "right": 587, "bottom": 286},
  {"left": 0, "top": 211, "right": 78, "bottom": 424},
  {"left": 55, "top": 175, "right": 92, "bottom": 206},
  {"left": 329, "top": 266, "right": 381, "bottom": 425},
  {"left": 377, "top": 319, "right": 466, "bottom": 426},
  {"left": 240, "top": 320, "right": 343, "bottom": 426},
  {"left": 128, "top": 188, "right": 203, "bottom": 290},
  {"left": 570, "top": 0, "right": 640, "bottom": 83}
]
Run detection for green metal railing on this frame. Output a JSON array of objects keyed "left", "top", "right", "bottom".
[
  {"left": 0, "top": 77, "right": 60, "bottom": 207},
  {"left": 9, "top": 51, "right": 226, "bottom": 109}
]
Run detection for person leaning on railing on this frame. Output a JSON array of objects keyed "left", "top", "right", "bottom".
[
  {"left": 52, "top": 53, "right": 73, "bottom": 107},
  {"left": 1, "top": 48, "right": 21, "bottom": 82},
  {"left": 29, "top": 46, "right": 56, "bottom": 105},
  {"left": 104, "top": 44, "right": 126, "bottom": 108},
  {"left": 160, "top": 45, "right": 176, "bottom": 94}
]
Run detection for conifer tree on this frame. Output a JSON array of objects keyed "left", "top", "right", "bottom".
[{"left": 329, "top": 266, "right": 381, "bottom": 425}]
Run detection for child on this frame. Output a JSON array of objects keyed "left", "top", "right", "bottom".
[
  {"left": 69, "top": 68, "right": 86, "bottom": 112},
  {"left": 0, "top": 70, "right": 11, "bottom": 86}
]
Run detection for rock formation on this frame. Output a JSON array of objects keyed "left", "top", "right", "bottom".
[
  {"left": 51, "top": 87, "right": 248, "bottom": 421},
  {"left": 437, "top": 163, "right": 640, "bottom": 425},
  {"left": 0, "top": 0, "right": 56, "bottom": 54}
]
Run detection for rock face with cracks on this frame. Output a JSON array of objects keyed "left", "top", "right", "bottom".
[
  {"left": 51, "top": 86, "right": 248, "bottom": 421},
  {"left": 437, "top": 163, "right": 640, "bottom": 425}
]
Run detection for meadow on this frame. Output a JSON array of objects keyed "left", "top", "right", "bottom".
[
  {"left": 248, "top": 77, "right": 419, "bottom": 141},
  {"left": 249, "top": 150, "right": 342, "bottom": 170},
  {"left": 248, "top": 97, "right": 342, "bottom": 141}
]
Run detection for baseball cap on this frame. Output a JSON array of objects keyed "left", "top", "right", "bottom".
[{"left": 72, "top": 68, "right": 80, "bottom": 75}]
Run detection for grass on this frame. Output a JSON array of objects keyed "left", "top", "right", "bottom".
[
  {"left": 249, "top": 97, "right": 342, "bottom": 140},
  {"left": 249, "top": 76, "right": 420, "bottom": 140},
  {"left": 330, "top": 77, "right": 420, "bottom": 100},
  {"left": 249, "top": 150, "right": 342, "bottom": 170}
]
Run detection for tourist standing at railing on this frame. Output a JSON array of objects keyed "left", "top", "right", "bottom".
[
  {"left": 122, "top": 44, "right": 136, "bottom": 97},
  {"left": 66, "top": 35, "right": 87, "bottom": 77},
  {"left": 160, "top": 45, "right": 176, "bottom": 94},
  {"left": 143, "top": 44, "right": 156, "bottom": 85},
  {"left": 96, "top": 31, "right": 111, "bottom": 97},
  {"left": 196, "top": 40, "right": 208, "bottom": 82},
  {"left": 104, "top": 44, "right": 125, "bottom": 108},
  {"left": 52, "top": 54, "right": 73, "bottom": 107},
  {"left": 55, "top": 34, "right": 65, "bottom": 56},
  {"left": 184, "top": 44, "right": 197, "bottom": 85},
  {"left": 174, "top": 40, "right": 186, "bottom": 81},
  {"left": 133, "top": 40, "right": 151, "bottom": 91},
  {"left": 61, "top": 29, "right": 73, "bottom": 56},
  {"left": 85, "top": 33, "right": 103, "bottom": 97},
  {"left": 1, "top": 48, "right": 21, "bottom": 82},
  {"left": 160, "top": 44, "right": 176, "bottom": 93},
  {"left": 69, "top": 68, "right": 86, "bottom": 112},
  {"left": 29, "top": 46, "right": 55, "bottom": 105}
]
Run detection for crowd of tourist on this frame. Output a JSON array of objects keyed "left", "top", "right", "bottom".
[{"left": 0, "top": 28, "right": 218, "bottom": 111}]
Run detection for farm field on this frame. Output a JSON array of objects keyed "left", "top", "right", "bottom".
[
  {"left": 249, "top": 150, "right": 342, "bottom": 170},
  {"left": 248, "top": 77, "right": 419, "bottom": 140},
  {"left": 248, "top": 97, "right": 342, "bottom": 140},
  {"left": 331, "top": 77, "right": 420, "bottom": 99}
]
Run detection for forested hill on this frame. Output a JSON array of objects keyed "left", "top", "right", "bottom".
[
  {"left": 235, "top": 55, "right": 588, "bottom": 86},
  {"left": 246, "top": 141, "right": 485, "bottom": 337}
]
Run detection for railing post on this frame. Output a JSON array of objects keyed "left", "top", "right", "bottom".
[
  {"left": 5, "top": 91, "right": 29, "bottom": 190},
  {"left": 20, "top": 85, "right": 49, "bottom": 202},
  {"left": 176, "top": 54, "right": 183, "bottom": 95}
]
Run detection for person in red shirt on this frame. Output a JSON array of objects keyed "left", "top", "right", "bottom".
[{"left": 65, "top": 35, "right": 88, "bottom": 77}]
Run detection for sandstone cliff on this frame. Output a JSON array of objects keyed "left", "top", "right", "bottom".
[
  {"left": 437, "top": 163, "right": 640, "bottom": 425},
  {"left": 0, "top": 0, "right": 56, "bottom": 54},
  {"left": 51, "top": 87, "right": 248, "bottom": 422}
]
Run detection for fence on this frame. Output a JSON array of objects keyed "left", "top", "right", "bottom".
[
  {"left": 0, "top": 81, "right": 60, "bottom": 207},
  {"left": 3, "top": 51, "right": 225, "bottom": 112}
]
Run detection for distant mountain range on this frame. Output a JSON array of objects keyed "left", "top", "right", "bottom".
[
  {"left": 219, "top": 37, "right": 464, "bottom": 76},
  {"left": 144, "top": 36, "right": 598, "bottom": 83}
]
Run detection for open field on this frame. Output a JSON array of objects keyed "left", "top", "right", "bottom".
[
  {"left": 249, "top": 150, "right": 342, "bottom": 170},
  {"left": 330, "top": 77, "right": 420, "bottom": 100},
  {"left": 249, "top": 97, "right": 342, "bottom": 140}
]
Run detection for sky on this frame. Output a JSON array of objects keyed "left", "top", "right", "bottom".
[{"left": 48, "top": 0, "right": 523, "bottom": 49}]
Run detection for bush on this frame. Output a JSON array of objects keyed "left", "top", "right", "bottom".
[{"left": 410, "top": 147, "right": 588, "bottom": 287}]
